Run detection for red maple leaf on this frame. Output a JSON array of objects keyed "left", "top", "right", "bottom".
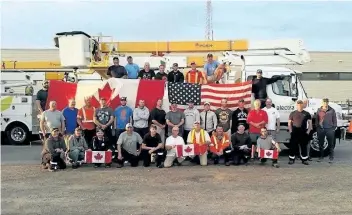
[
  {"left": 266, "top": 151, "right": 272, "bottom": 157},
  {"left": 94, "top": 153, "right": 103, "bottom": 161},
  {"left": 184, "top": 146, "right": 193, "bottom": 153},
  {"left": 89, "top": 83, "right": 121, "bottom": 109}
]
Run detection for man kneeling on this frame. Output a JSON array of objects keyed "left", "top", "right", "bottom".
[
  {"left": 164, "top": 126, "right": 185, "bottom": 168},
  {"left": 257, "top": 127, "right": 281, "bottom": 168},
  {"left": 231, "top": 124, "right": 252, "bottom": 165},
  {"left": 68, "top": 127, "right": 89, "bottom": 169},
  {"left": 116, "top": 123, "right": 143, "bottom": 168},
  {"left": 92, "top": 128, "right": 113, "bottom": 168},
  {"left": 141, "top": 124, "right": 164, "bottom": 168},
  {"left": 41, "top": 128, "right": 67, "bottom": 171},
  {"left": 209, "top": 125, "right": 231, "bottom": 166}
]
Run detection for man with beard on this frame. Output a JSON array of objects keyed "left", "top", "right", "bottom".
[
  {"left": 209, "top": 125, "right": 231, "bottom": 166},
  {"left": 93, "top": 98, "right": 114, "bottom": 148},
  {"left": 107, "top": 57, "right": 128, "bottom": 79},
  {"left": 41, "top": 128, "right": 67, "bottom": 171},
  {"left": 167, "top": 63, "right": 184, "bottom": 83},
  {"left": 231, "top": 124, "right": 252, "bottom": 165},
  {"left": 231, "top": 99, "right": 249, "bottom": 134},
  {"left": 36, "top": 80, "right": 49, "bottom": 114}
]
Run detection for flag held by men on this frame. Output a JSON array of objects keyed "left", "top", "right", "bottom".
[
  {"left": 85, "top": 151, "right": 112, "bottom": 164},
  {"left": 175, "top": 144, "right": 208, "bottom": 157},
  {"left": 259, "top": 149, "right": 279, "bottom": 159}
]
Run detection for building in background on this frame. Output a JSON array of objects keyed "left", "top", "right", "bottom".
[{"left": 1, "top": 49, "right": 352, "bottom": 101}]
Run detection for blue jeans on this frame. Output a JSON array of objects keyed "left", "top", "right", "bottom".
[{"left": 317, "top": 128, "right": 335, "bottom": 159}]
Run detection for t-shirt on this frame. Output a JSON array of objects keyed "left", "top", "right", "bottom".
[
  {"left": 62, "top": 107, "right": 78, "bottom": 134},
  {"left": 204, "top": 61, "right": 220, "bottom": 76},
  {"left": 114, "top": 105, "right": 133, "bottom": 129},
  {"left": 77, "top": 106, "right": 96, "bottom": 130},
  {"left": 231, "top": 108, "right": 249, "bottom": 133},
  {"left": 41, "top": 110, "right": 65, "bottom": 133},
  {"left": 289, "top": 110, "right": 311, "bottom": 130},
  {"left": 166, "top": 110, "right": 185, "bottom": 135},
  {"left": 184, "top": 108, "right": 200, "bottom": 131},
  {"left": 95, "top": 107, "right": 114, "bottom": 125},
  {"left": 150, "top": 108, "right": 166, "bottom": 125},
  {"left": 155, "top": 72, "right": 168, "bottom": 81},
  {"left": 117, "top": 131, "right": 143, "bottom": 156},
  {"left": 215, "top": 108, "right": 233, "bottom": 132},
  {"left": 262, "top": 107, "right": 280, "bottom": 130},
  {"left": 165, "top": 135, "right": 185, "bottom": 156},
  {"left": 107, "top": 65, "right": 128, "bottom": 78},
  {"left": 247, "top": 109, "right": 268, "bottom": 134},
  {"left": 36, "top": 89, "right": 48, "bottom": 111},
  {"left": 125, "top": 63, "right": 140, "bottom": 79},
  {"left": 257, "top": 136, "right": 275, "bottom": 150},
  {"left": 138, "top": 70, "right": 156, "bottom": 80},
  {"left": 143, "top": 133, "right": 162, "bottom": 148}
]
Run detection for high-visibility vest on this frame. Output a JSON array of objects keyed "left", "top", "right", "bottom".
[
  {"left": 186, "top": 70, "right": 204, "bottom": 84},
  {"left": 190, "top": 129, "right": 206, "bottom": 145},
  {"left": 209, "top": 133, "right": 230, "bottom": 153},
  {"left": 81, "top": 106, "right": 95, "bottom": 123}
]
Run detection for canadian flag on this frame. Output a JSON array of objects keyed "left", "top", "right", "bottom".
[
  {"left": 85, "top": 151, "right": 112, "bottom": 164},
  {"left": 259, "top": 149, "right": 279, "bottom": 159},
  {"left": 175, "top": 144, "right": 208, "bottom": 157}
]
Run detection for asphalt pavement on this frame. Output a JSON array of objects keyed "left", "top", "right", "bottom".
[{"left": 1, "top": 140, "right": 352, "bottom": 215}]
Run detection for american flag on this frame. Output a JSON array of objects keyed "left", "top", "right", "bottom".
[{"left": 168, "top": 81, "right": 252, "bottom": 111}]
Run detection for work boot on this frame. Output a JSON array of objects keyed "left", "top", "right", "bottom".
[
  {"left": 272, "top": 163, "right": 280, "bottom": 168},
  {"left": 317, "top": 157, "right": 324, "bottom": 162},
  {"left": 225, "top": 162, "right": 230, "bottom": 166},
  {"left": 72, "top": 163, "right": 78, "bottom": 169},
  {"left": 213, "top": 158, "right": 219, "bottom": 165},
  {"left": 116, "top": 163, "right": 123, "bottom": 168},
  {"left": 302, "top": 161, "right": 309, "bottom": 165},
  {"left": 329, "top": 158, "right": 334, "bottom": 164},
  {"left": 288, "top": 160, "right": 295, "bottom": 165}
]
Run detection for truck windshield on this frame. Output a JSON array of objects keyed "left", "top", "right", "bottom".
[{"left": 271, "top": 75, "right": 298, "bottom": 97}]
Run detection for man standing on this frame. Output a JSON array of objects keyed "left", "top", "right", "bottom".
[
  {"left": 41, "top": 128, "right": 67, "bottom": 171},
  {"left": 204, "top": 53, "right": 220, "bottom": 78},
  {"left": 36, "top": 80, "right": 49, "bottom": 114},
  {"left": 315, "top": 98, "right": 337, "bottom": 163},
  {"left": 183, "top": 100, "right": 200, "bottom": 142},
  {"left": 93, "top": 98, "right": 114, "bottom": 147},
  {"left": 247, "top": 99, "right": 268, "bottom": 144},
  {"left": 164, "top": 126, "right": 185, "bottom": 168},
  {"left": 138, "top": 62, "right": 155, "bottom": 80},
  {"left": 155, "top": 64, "right": 168, "bottom": 80},
  {"left": 141, "top": 124, "right": 164, "bottom": 168},
  {"left": 185, "top": 62, "right": 206, "bottom": 84},
  {"left": 107, "top": 57, "right": 128, "bottom": 79},
  {"left": 124, "top": 56, "right": 140, "bottom": 79},
  {"left": 62, "top": 99, "right": 78, "bottom": 136},
  {"left": 150, "top": 99, "right": 166, "bottom": 143},
  {"left": 68, "top": 127, "right": 89, "bottom": 169},
  {"left": 77, "top": 97, "right": 96, "bottom": 148},
  {"left": 200, "top": 102, "right": 218, "bottom": 136},
  {"left": 116, "top": 123, "right": 143, "bottom": 168},
  {"left": 252, "top": 69, "right": 284, "bottom": 108},
  {"left": 114, "top": 97, "right": 133, "bottom": 140},
  {"left": 231, "top": 124, "right": 252, "bottom": 165},
  {"left": 187, "top": 121, "right": 211, "bottom": 166},
  {"left": 40, "top": 101, "right": 65, "bottom": 140},
  {"left": 167, "top": 63, "right": 184, "bottom": 83},
  {"left": 209, "top": 125, "right": 231, "bottom": 166},
  {"left": 166, "top": 102, "right": 185, "bottom": 137},
  {"left": 133, "top": 100, "right": 150, "bottom": 138},
  {"left": 262, "top": 98, "right": 280, "bottom": 140},
  {"left": 231, "top": 99, "right": 249, "bottom": 134},
  {"left": 288, "top": 100, "right": 312, "bottom": 165},
  {"left": 215, "top": 98, "right": 233, "bottom": 137}
]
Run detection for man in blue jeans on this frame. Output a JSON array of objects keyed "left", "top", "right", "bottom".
[
  {"left": 114, "top": 97, "right": 133, "bottom": 141},
  {"left": 315, "top": 98, "right": 337, "bottom": 163}
]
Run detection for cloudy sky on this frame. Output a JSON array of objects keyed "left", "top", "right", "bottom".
[{"left": 1, "top": 0, "right": 352, "bottom": 51}]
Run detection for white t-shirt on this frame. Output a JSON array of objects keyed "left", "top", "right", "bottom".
[
  {"left": 165, "top": 135, "right": 185, "bottom": 156},
  {"left": 262, "top": 107, "right": 280, "bottom": 130}
]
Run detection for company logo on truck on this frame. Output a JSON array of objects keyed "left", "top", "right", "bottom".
[{"left": 276, "top": 105, "right": 294, "bottom": 111}]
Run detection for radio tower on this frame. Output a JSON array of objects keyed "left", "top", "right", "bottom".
[{"left": 205, "top": 0, "right": 213, "bottom": 40}]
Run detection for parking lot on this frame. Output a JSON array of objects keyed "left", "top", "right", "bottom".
[{"left": 2, "top": 140, "right": 352, "bottom": 215}]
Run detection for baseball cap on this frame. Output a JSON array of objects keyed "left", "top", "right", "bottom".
[
  {"left": 173, "top": 63, "right": 178, "bottom": 67},
  {"left": 239, "top": 99, "right": 245, "bottom": 103},
  {"left": 120, "top": 97, "right": 127, "bottom": 101},
  {"left": 207, "top": 53, "right": 213, "bottom": 57},
  {"left": 194, "top": 121, "right": 200, "bottom": 124},
  {"left": 257, "top": 69, "right": 263, "bottom": 73},
  {"left": 51, "top": 127, "right": 59, "bottom": 132},
  {"left": 127, "top": 56, "right": 132, "bottom": 59},
  {"left": 323, "top": 98, "right": 329, "bottom": 102},
  {"left": 297, "top": 100, "right": 304, "bottom": 104},
  {"left": 75, "top": 127, "right": 82, "bottom": 131},
  {"left": 190, "top": 61, "right": 196, "bottom": 65},
  {"left": 96, "top": 128, "right": 104, "bottom": 133},
  {"left": 125, "top": 123, "right": 133, "bottom": 129},
  {"left": 188, "top": 99, "right": 194, "bottom": 103},
  {"left": 204, "top": 101, "right": 210, "bottom": 105}
]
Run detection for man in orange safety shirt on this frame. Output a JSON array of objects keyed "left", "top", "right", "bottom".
[
  {"left": 185, "top": 62, "right": 206, "bottom": 84},
  {"left": 77, "top": 97, "right": 96, "bottom": 148}
]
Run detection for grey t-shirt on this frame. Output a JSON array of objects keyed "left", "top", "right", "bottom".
[
  {"left": 95, "top": 107, "right": 114, "bottom": 125},
  {"left": 117, "top": 131, "right": 143, "bottom": 156},
  {"left": 41, "top": 110, "right": 65, "bottom": 133},
  {"left": 257, "top": 136, "right": 275, "bottom": 150},
  {"left": 166, "top": 110, "right": 185, "bottom": 136},
  {"left": 183, "top": 108, "right": 200, "bottom": 131},
  {"left": 215, "top": 108, "right": 233, "bottom": 132}
]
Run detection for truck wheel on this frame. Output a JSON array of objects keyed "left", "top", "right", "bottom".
[
  {"left": 309, "top": 131, "right": 330, "bottom": 157},
  {"left": 5, "top": 123, "right": 29, "bottom": 145}
]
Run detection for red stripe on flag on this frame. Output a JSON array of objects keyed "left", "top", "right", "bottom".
[
  {"left": 135, "top": 80, "right": 166, "bottom": 110},
  {"left": 194, "top": 144, "right": 208, "bottom": 155},
  {"left": 47, "top": 80, "right": 78, "bottom": 111},
  {"left": 176, "top": 145, "right": 183, "bottom": 157},
  {"left": 85, "top": 150, "right": 92, "bottom": 163},
  {"left": 272, "top": 150, "right": 279, "bottom": 160},
  {"left": 260, "top": 149, "right": 265, "bottom": 158},
  {"left": 105, "top": 151, "right": 112, "bottom": 163}
]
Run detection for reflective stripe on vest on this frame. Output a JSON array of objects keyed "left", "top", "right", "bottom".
[
  {"left": 82, "top": 107, "right": 95, "bottom": 123},
  {"left": 191, "top": 129, "right": 205, "bottom": 144}
]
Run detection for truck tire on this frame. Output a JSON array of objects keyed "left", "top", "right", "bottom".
[
  {"left": 309, "top": 131, "right": 333, "bottom": 157},
  {"left": 5, "top": 123, "right": 29, "bottom": 145}
]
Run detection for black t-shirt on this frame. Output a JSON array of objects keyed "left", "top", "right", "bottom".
[
  {"left": 138, "top": 70, "right": 156, "bottom": 80},
  {"left": 167, "top": 71, "right": 184, "bottom": 83},
  {"left": 107, "top": 65, "right": 127, "bottom": 78},
  {"left": 231, "top": 108, "right": 249, "bottom": 133},
  {"left": 36, "top": 89, "right": 48, "bottom": 110},
  {"left": 155, "top": 72, "right": 168, "bottom": 81},
  {"left": 289, "top": 110, "right": 311, "bottom": 130},
  {"left": 143, "top": 133, "right": 162, "bottom": 147},
  {"left": 150, "top": 108, "right": 166, "bottom": 125}
]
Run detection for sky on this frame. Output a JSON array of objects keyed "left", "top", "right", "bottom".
[{"left": 1, "top": 0, "right": 352, "bottom": 51}]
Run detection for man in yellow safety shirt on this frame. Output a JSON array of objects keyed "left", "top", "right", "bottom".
[{"left": 186, "top": 121, "right": 211, "bottom": 166}]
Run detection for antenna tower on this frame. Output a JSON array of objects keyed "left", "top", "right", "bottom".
[{"left": 205, "top": 0, "right": 213, "bottom": 40}]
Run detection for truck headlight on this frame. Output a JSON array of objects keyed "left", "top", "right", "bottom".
[{"left": 336, "top": 112, "right": 343, "bottom": 120}]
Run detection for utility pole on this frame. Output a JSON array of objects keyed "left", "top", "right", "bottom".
[{"left": 205, "top": 0, "right": 213, "bottom": 40}]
